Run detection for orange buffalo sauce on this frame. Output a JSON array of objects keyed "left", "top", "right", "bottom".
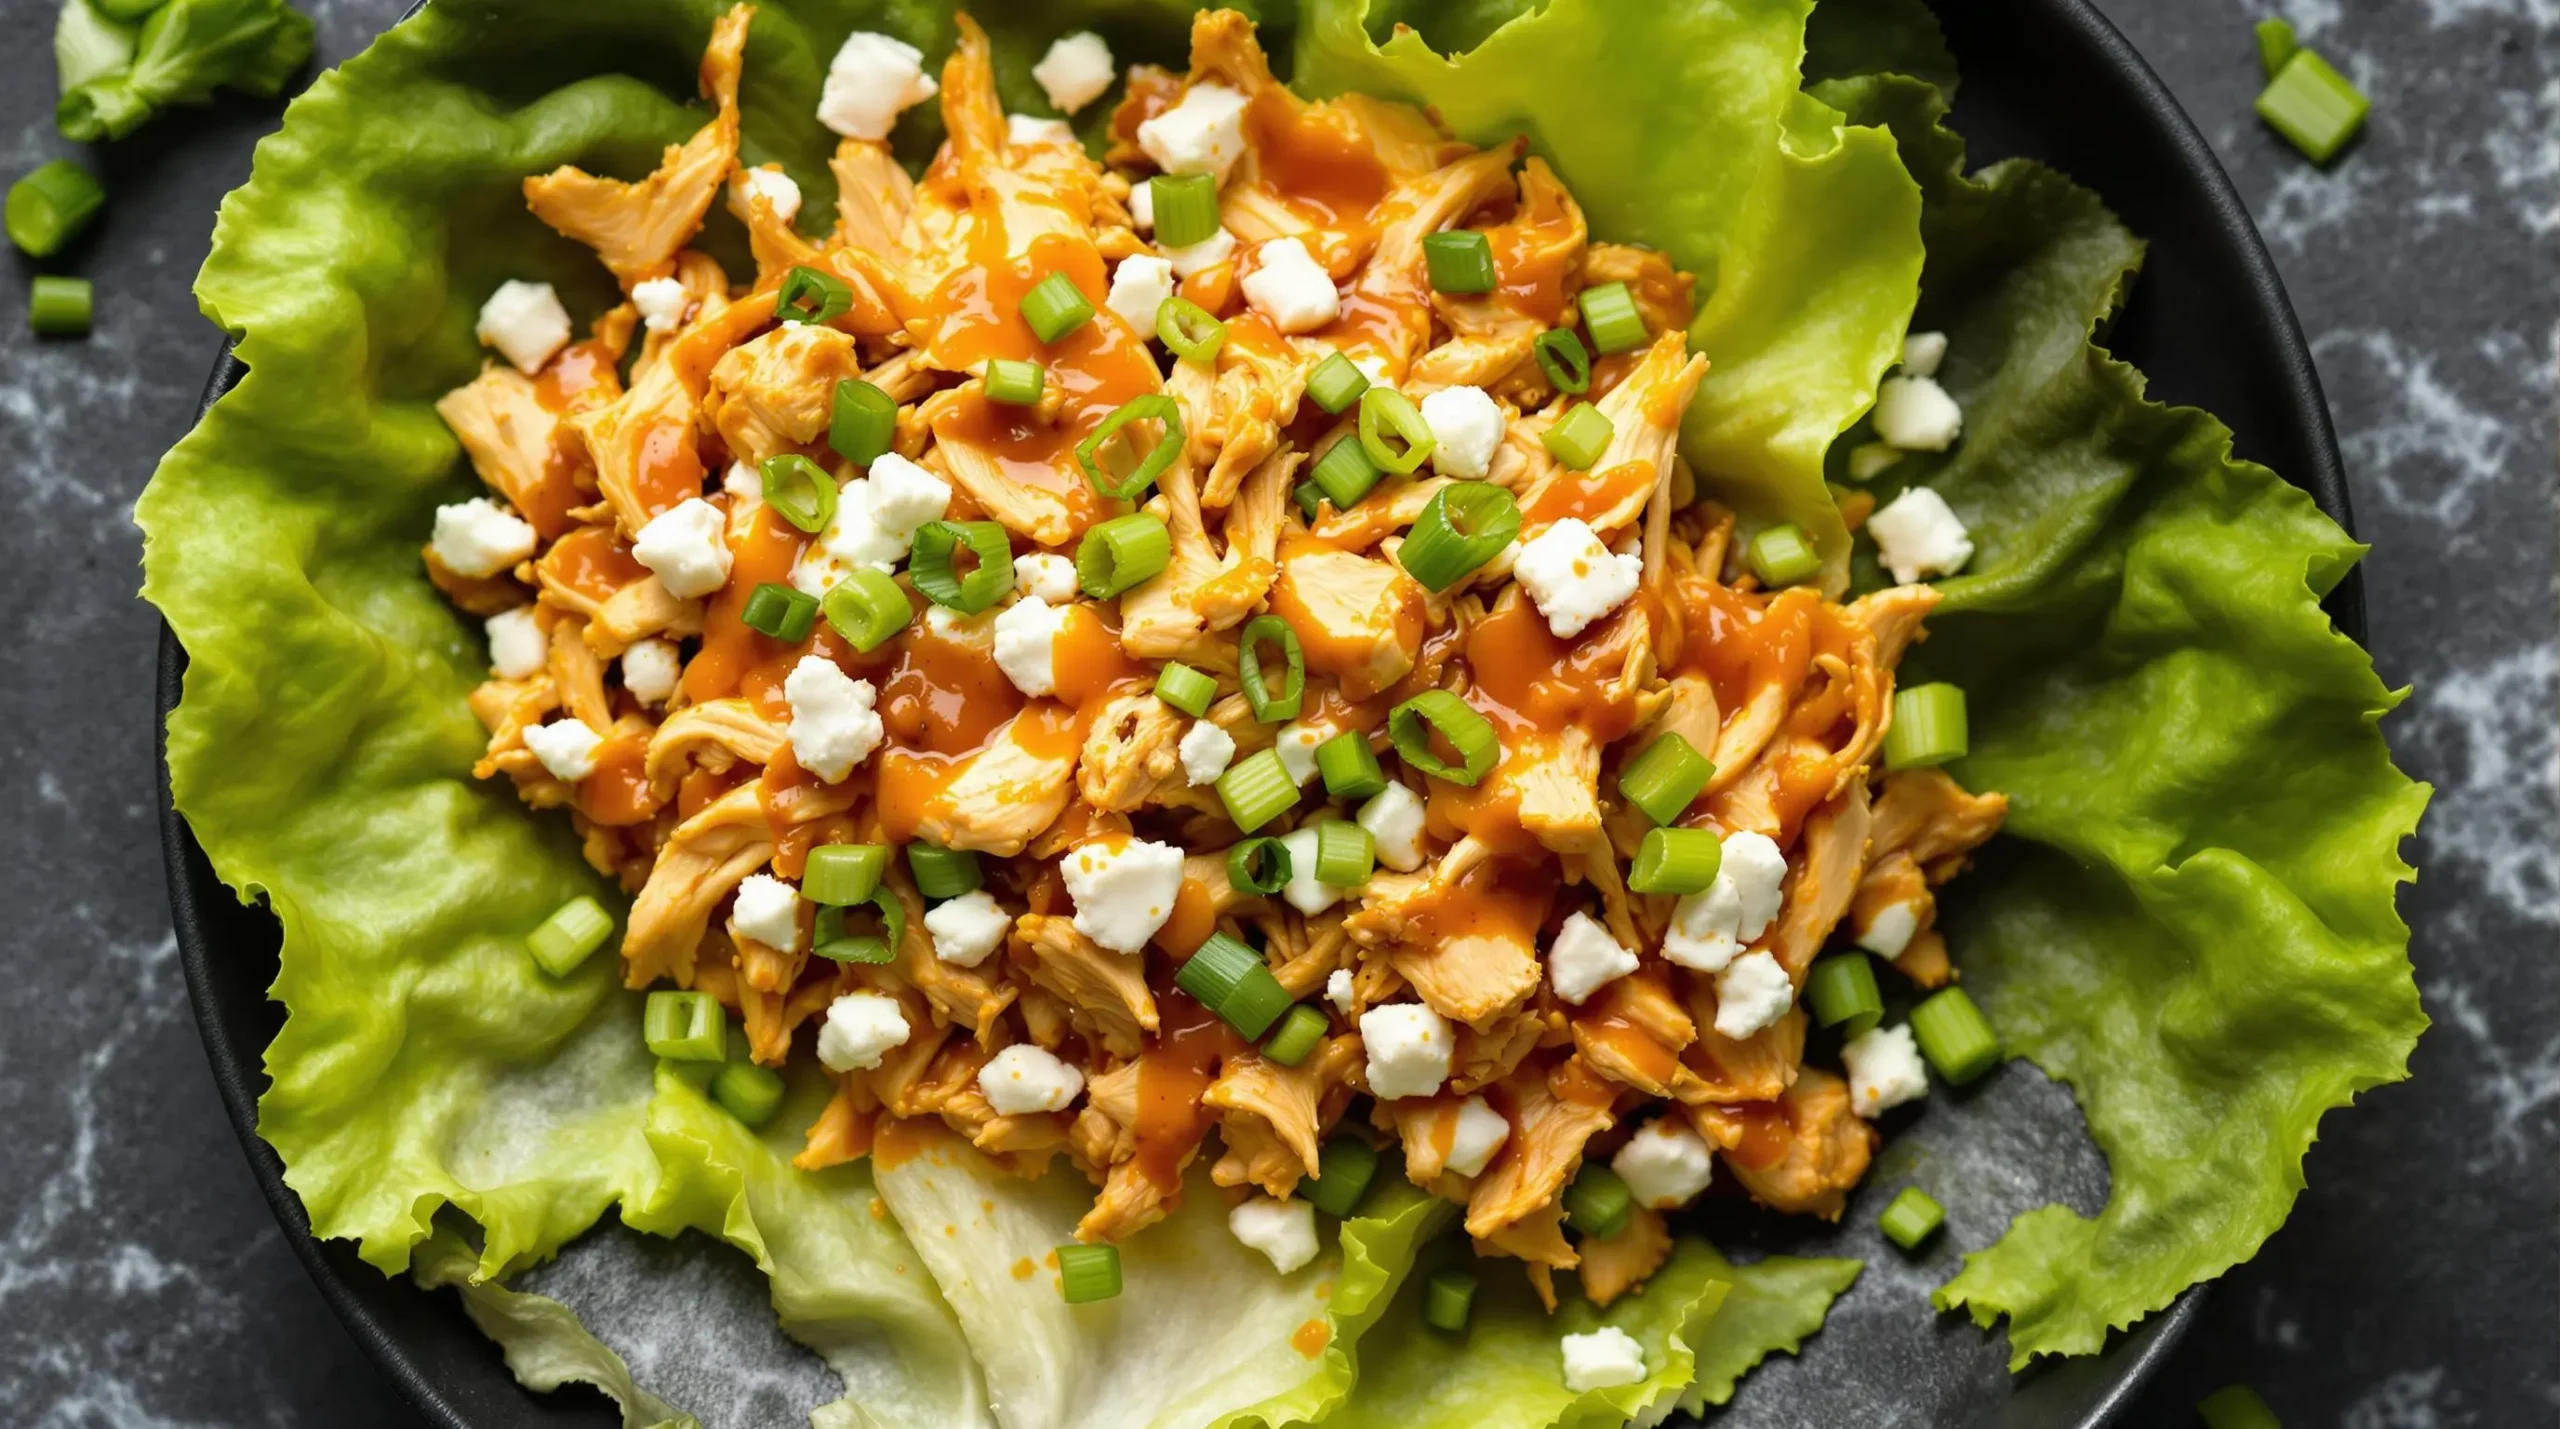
[
  {"left": 1130, "top": 994, "right": 1237, "bottom": 1199},
  {"left": 1460, "top": 594, "right": 1645, "bottom": 746},
  {"left": 1243, "top": 87, "right": 1388, "bottom": 240},
  {"left": 1726, "top": 1101, "right": 1793, "bottom": 1171},
  {"left": 538, "top": 525, "right": 650, "bottom": 605},
  {"left": 1520, "top": 459, "right": 1654, "bottom": 532},
  {"left": 574, "top": 733, "right": 658, "bottom": 827},
  {"left": 681, "top": 506, "right": 815, "bottom": 710},
  {"left": 1152, "top": 877, "right": 1219, "bottom": 960},
  {"left": 1291, "top": 1319, "right": 1332, "bottom": 1357}
]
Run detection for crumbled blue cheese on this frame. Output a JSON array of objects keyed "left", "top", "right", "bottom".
[
  {"left": 866, "top": 452, "right": 952, "bottom": 534},
  {"left": 433, "top": 498, "right": 538, "bottom": 579},
  {"left": 784, "top": 654, "right": 883, "bottom": 783},
  {"left": 1842, "top": 1022, "right": 1930, "bottom": 1118},
  {"left": 1660, "top": 831, "right": 1788, "bottom": 973},
  {"left": 924, "top": 889, "right": 1012, "bottom": 969},
  {"left": 1013, "top": 552, "right": 1079, "bottom": 603},
  {"left": 1276, "top": 826, "right": 1339, "bottom": 916},
  {"left": 1360, "top": 1003, "right": 1453, "bottom": 1099},
  {"left": 1513, "top": 518, "right": 1640, "bottom": 639},
  {"left": 1106, "top": 254, "right": 1175, "bottom": 337},
  {"left": 1560, "top": 1327, "right": 1647, "bottom": 1393},
  {"left": 1228, "top": 1196, "right": 1319, "bottom": 1274},
  {"left": 485, "top": 605, "right": 546, "bottom": 680},
  {"left": 631, "top": 497, "right": 732, "bottom": 599},
  {"left": 1712, "top": 950, "right": 1795, "bottom": 1040},
  {"left": 1326, "top": 968, "right": 1356, "bottom": 1016},
  {"left": 1161, "top": 227, "right": 1238, "bottom": 279},
  {"left": 1546, "top": 910, "right": 1637, "bottom": 1005},
  {"left": 631, "top": 276, "right": 693, "bottom": 334},
  {"left": 1856, "top": 898, "right": 1920, "bottom": 959},
  {"left": 1872, "top": 373, "right": 1963, "bottom": 451},
  {"left": 1419, "top": 385, "right": 1505, "bottom": 480},
  {"left": 1240, "top": 237, "right": 1340, "bottom": 334},
  {"left": 1127, "top": 178, "right": 1154, "bottom": 232},
  {"left": 1136, "top": 81, "right": 1249, "bottom": 181},
  {"left": 1356, "top": 782, "right": 1427, "bottom": 872},
  {"left": 1610, "top": 1117, "right": 1715, "bottom": 1209},
  {"left": 1867, "top": 486, "right": 1974, "bottom": 585},
  {"left": 1006, "top": 114, "right": 1078, "bottom": 148},
  {"left": 1061, "top": 837, "right": 1186, "bottom": 953},
  {"left": 817, "top": 991, "right": 909, "bottom": 1072},
  {"left": 1031, "top": 32, "right": 1115, "bottom": 114},
  {"left": 1179, "top": 720, "right": 1236, "bottom": 786},
  {"left": 730, "top": 872, "right": 804, "bottom": 953},
  {"left": 818, "top": 33, "right": 938, "bottom": 141},
  {"left": 475, "top": 279, "right": 571, "bottom": 374},
  {"left": 993, "top": 596, "right": 1069, "bottom": 697},
  {"left": 1444, "top": 1094, "right": 1510, "bottom": 1178},
  {"left": 1273, "top": 722, "right": 1332, "bottom": 787},
  {"left": 522, "top": 718, "right": 603, "bottom": 782},
  {"left": 739, "top": 166, "right": 802, "bottom": 224},
  {"left": 619, "top": 638, "right": 682, "bottom": 706},
  {"left": 979, "top": 1042, "right": 1085, "bottom": 1115}
]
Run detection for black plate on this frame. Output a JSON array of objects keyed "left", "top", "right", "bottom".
[{"left": 157, "top": 1, "right": 2359, "bottom": 1424}]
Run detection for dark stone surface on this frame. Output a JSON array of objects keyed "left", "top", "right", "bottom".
[{"left": 1, "top": 1, "right": 2548, "bottom": 1425}]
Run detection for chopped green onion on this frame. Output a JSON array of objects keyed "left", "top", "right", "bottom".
[
  {"left": 1628, "top": 827, "right": 1723, "bottom": 895},
  {"left": 1746, "top": 523, "right": 1821, "bottom": 588},
  {"left": 1422, "top": 1269, "right": 1476, "bottom": 1331},
  {"left": 1577, "top": 280, "right": 1646, "bottom": 354},
  {"left": 1533, "top": 328, "right": 1592, "bottom": 395},
  {"left": 527, "top": 895, "right": 615, "bottom": 976},
  {"left": 1302, "top": 1135, "right": 1379, "bottom": 1217},
  {"left": 1541, "top": 403, "right": 1613, "bottom": 470},
  {"left": 643, "top": 990, "right": 726, "bottom": 1062},
  {"left": 1909, "top": 987, "right": 2001, "bottom": 1085},
  {"left": 1075, "top": 394, "right": 1183, "bottom": 500},
  {"left": 1216, "top": 749, "right": 1299, "bottom": 833},
  {"left": 1154, "top": 661, "right": 1217, "bottom": 717},
  {"left": 1155, "top": 295, "right": 1227, "bottom": 365},
  {"left": 1174, "top": 931, "right": 1292, "bottom": 1038},
  {"left": 1617, "top": 732, "right": 1714, "bottom": 826},
  {"left": 1057, "top": 1242, "right": 1122, "bottom": 1303},
  {"left": 6, "top": 159, "right": 104, "bottom": 258},
  {"left": 29, "top": 276, "right": 92, "bottom": 336},
  {"left": 1261, "top": 1004, "right": 1328, "bottom": 1067},
  {"left": 1884, "top": 683, "right": 1968, "bottom": 770},
  {"left": 1564, "top": 1163, "right": 1632, "bottom": 1239},
  {"left": 2256, "top": 49, "right": 2368, "bottom": 165},
  {"left": 1805, "top": 953, "right": 1884, "bottom": 1034},
  {"left": 801, "top": 844, "right": 889, "bottom": 907},
  {"left": 1397, "top": 481, "right": 1520, "bottom": 593},
  {"left": 711, "top": 1060, "right": 787, "bottom": 1128},
  {"left": 1387, "top": 690, "right": 1498, "bottom": 786},
  {"left": 1878, "top": 1186, "right": 1944, "bottom": 1250},
  {"left": 776, "top": 265, "right": 851, "bottom": 325},
  {"left": 820, "top": 568, "right": 913, "bottom": 652},
  {"left": 742, "top": 582, "right": 820, "bottom": 642},
  {"left": 1421, "top": 229, "right": 1496, "bottom": 294},
  {"left": 1076, "top": 511, "right": 1172, "bottom": 598},
  {"left": 829, "top": 379, "right": 897, "bottom": 465},
  {"left": 1020, "top": 271, "right": 1095, "bottom": 343},
  {"left": 813, "top": 889, "right": 904, "bottom": 964},
  {"left": 1357, "top": 387, "right": 1435, "bottom": 475},
  {"left": 1225, "top": 835, "right": 1292, "bottom": 896},
  {"left": 2254, "top": 18, "right": 2299, "bottom": 79},
  {"left": 1237, "top": 615, "right": 1305, "bottom": 723},
  {"left": 759, "top": 453, "right": 839, "bottom": 534},
  {"left": 1304, "top": 350, "right": 1370, "bottom": 414},
  {"left": 1149, "top": 173, "right": 1220, "bottom": 248},
  {"left": 907, "top": 843, "right": 982, "bottom": 900},
  {"left": 1293, "top": 480, "right": 1326, "bottom": 523},
  {"left": 1313, "top": 821, "right": 1375, "bottom": 888},
  {"left": 911, "top": 520, "right": 1015, "bottom": 613},
  {"left": 1307, "top": 432, "right": 1383, "bottom": 511},
  {"left": 1314, "top": 731, "right": 1388, "bottom": 801},
  {"left": 985, "top": 357, "right": 1046, "bottom": 405},
  {"left": 2197, "top": 1385, "right": 2283, "bottom": 1429}
]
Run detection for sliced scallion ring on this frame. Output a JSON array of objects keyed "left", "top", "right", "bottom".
[
  {"left": 1075, "top": 394, "right": 1184, "bottom": 501},
  {"left": 776, "top": 265, "right": 852, "bottom": 326},
  {"left": 1225, "top": 836, "right": 1292, "bottom": 896},
  {"left": 1076, "top": 512, "right": 1173, "bottom": 598},
  {"left": 910, "top": 519, "right": 1014, "bottom": 613},
  {"left": 1155, "top": 295, "right": 1228, "bottom": 365},
  {"left": 1533, "top": 328, "right": 1592, "bottom": 394},
  {"left": 1396, "top": 481, "right": 1519, "bottom": 593},
  {"left": 759, "top": 453, "right": 838, "bottom": 534},
  {"left": 1356, "top": 386, "right": 1435, "bottom": 475},
  {"left": 1387, "top": 689, "right": 1498, "bottom": 786},
  {"left": 1236, "top": 615, "right": 1304, "bottom": 723},
  {"left": 820, "top": 568, "right": 913, "bottom": 652}
]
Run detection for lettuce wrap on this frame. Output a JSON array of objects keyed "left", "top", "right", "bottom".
[{"left": 137, "top": 0, "right": 2421, "bottom": 1420}]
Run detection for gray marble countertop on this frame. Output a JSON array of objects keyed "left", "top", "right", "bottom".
[{"left": 2, "top": 1, "right": 2551, "bottom": 1425}]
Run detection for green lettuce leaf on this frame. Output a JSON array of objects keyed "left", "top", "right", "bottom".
[
  {"left": 1291, "top": 0, "right": 1921, "bottom": 590},
  {"left": 54, "top": 0, "right": 138, "bottom": 93},
  {"left": 57, "top": 0, "right": 316, "bottom": 141},
  {"left": 1818, "top": 72, "right": 2430, "bottom": 1366},
  {"left": 414, "top": 1227, "right": 699, "bottom": 1429},
  {"left": 1674, "top": 1248, "right": 1862, "bottom": 1414}
]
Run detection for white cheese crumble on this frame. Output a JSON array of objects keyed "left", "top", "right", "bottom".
[
  {"left": 1276, "top": 825, "right": 1339, "bottom": 916},
  {"left": 992, "top": 596, "right": 1069, "bottom": 697},
  {"left": 1713, "top": 950, "right": 1795, "bottom": 1041},
  {"left": 1419, "top": 385, "right": 1505, "bottom": 480},
  {"left": 1061, "top": 837, "right": 1186, "bottom": 953},
  {"left": 1136, "top": 81, "right": 1249, "bottom": 182},
  {"left": 1161, "top": 227, "right": 1238, "bottom": 278},
  {"left": 631, "top": 276, "right": 693, "bottom": 334},
  {"left": 432, "top": 498, "right": 538, "bottom": 579},
  {"left": 1127, "top": 177, "right": 1154, "bottom": 232},
  {"left": 1857, "top": 899, "right": 1921, "bottom": 959},
  {"left": 979, "top": 1042, "right": 1085, "bottom": 1115},
  {"left": 1013, "top": 551, "right": 1079, "bottom": 603},
  {"left": 1872, "top": 373, "right": 1963, "bottom": 451},
  {"left": 817, "top": 991, "right": 910, "bottom": 1072},
  {"left": 631, "top": 498, "right": 733, "bottom": 599},
  {"left": 1867, "top": 486, "right": 1974, "bottom": 585},
  {"left": 1843, "top": 1022, "right": 1931, "bottom": 1118},
  {"left": 1006, "top": 114, "right": 1078, "bottom": 148},
  {"left": 619, "top": 638, "right": 682, "bottom": 706},
  {"left": 475, "top": 279, "right": 572, "bottom": 374},
  {"left": 485, "top": 606, "right": 546, "bottom": 680},
  {"left": 1846, "top": 441, "right": 1904, "bottom": 482},
  {"left": 1031, "top": 32, "right": 1115, "bottom": 114},
  {"left": 740, "top": 166, "right": 802, "bottom": 224},
  {"left": 1660, "top": 831, "right": 1788, "bottom": 973},
  {"left": 783, "top": 654, "right": 883, "bottom": 783},
  {"left": 1178, "top": 719, "right": 1236, "bottom": 785},
  {"left": 1444, "top": 1094, "right": 1510, "bottom": 1178},
  {"left": 866, "top": 451, "right": 952, "bottom": 534},
  {"left": 1560, "top": 1327, "right": 1648, "bottom": 1393},
  {"left": 1513, "top": 518, "right": 1640, "bottom": 639},
  {"left": 1228, "top": 1196, "right": 1319, "bottom": 1275},
  {"left": 924, "top": 889, "right": 1012, "bottom": 969},
  {"left": 1106, "top": 253, "right": 1176, "bottom": 338},
  {"left": 1273, "top": 722, "right": 1331, "bottom": 787},
  {"left": 793, "top": 478, "right": 907, "bottom": 594},
  {"left": 1326, "top": 967, "right": 1356, "bottom": 1016},
  {"left": 1356, "top": 782, "right": 1427, "bottom": 872},
  {"left": 1546, "top": 910, "right": 1638, "bottom": 1005},
  {"left": 818, "top": 33, "right": 938, "bottom": 141},
  {"left": 730, "top": 872, "right": 803, "bottom": 953},
  {"left": 1360, "top": 1003, "right": 1453, "bottom": 1100},
  {"left": 1240, "top": 237, "right": 1340, "bottom": 334},
  {"left": 1902, "top": 330, "right": 1949, "bottom": 378},
  {"left": 523, "top": 719, "right": 603, "bottom": 782},
  {"left": 1610, "top": 1117, "right": 1716, "bottom": 1209},
  {"left": 923, "top": 604, "right": 996, "bottom": 649}
]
